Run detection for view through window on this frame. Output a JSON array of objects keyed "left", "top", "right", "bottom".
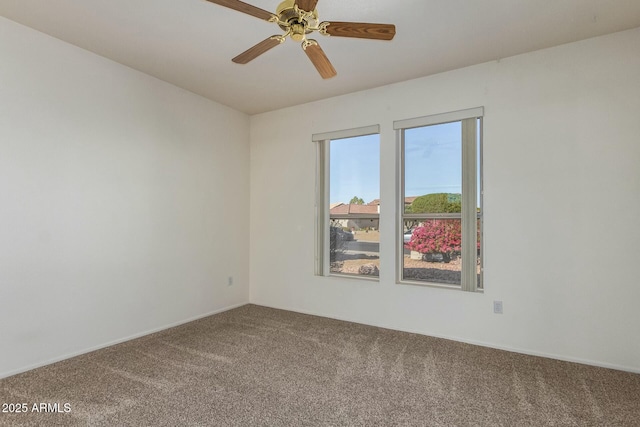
[
  {"left": 314, "top": 109, "right": 482, "bottom": 291},
  {"left": 397, "top": 110, "right": 482, "bottom": 291},
  {"left": 315, "top": 129, "right": 380, "bottom": 278}
]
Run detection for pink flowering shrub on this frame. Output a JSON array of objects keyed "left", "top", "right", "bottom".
[
  {"left": 405, "top": 219, "right": 481, "bottom": 261},
  {"left": 405, "top": 219, "right": 462, "bottom": 256}
]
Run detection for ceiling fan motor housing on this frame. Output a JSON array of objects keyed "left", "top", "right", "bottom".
[{"left": 276, "top": 0, "right": 318, "bottom": 41}]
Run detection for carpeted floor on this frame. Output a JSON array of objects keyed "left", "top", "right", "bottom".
[{"left": 1, "top": 304, "right": 639, "bottom": 426}]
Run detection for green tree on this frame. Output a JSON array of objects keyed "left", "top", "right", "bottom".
[
  {"left": 349, "top": 196, "right": 365, "bottom": 205},
  {"left": 409, "top": 193, "right": 461, "bottom": 213}
]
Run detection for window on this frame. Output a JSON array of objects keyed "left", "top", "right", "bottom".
[
  {"left": 314, "top": 126, "right": 380, "bottom": 278},
  {"left": 395, "top": 108, "right": 483, "bottom": 291}
]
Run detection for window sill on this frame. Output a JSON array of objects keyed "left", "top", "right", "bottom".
[
  {"left": 326, "top": 273, "right": 380, "bottom": 283},
  {"left": 396, "top": 279, "right": 484, "bottom": 293}
]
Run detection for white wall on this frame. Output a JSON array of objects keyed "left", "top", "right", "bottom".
[
  {"left": 250, "top": 28, "right": 640, "bottom": 372},
  {"left": 0, "top": 17, "right": 250, "bottom": 378}
]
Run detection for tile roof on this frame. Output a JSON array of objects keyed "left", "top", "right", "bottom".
[
  {"left": 330, "top": 204, "right": 379, "bottom": 215},
  {"left": 366, "top": 197, "right": 417, "bottom": 206},
  {"left": 331, "top": 197, "right": 419, "bottom": 214},
  {"left": 404, "top": 196, "right": 418, "bottom": 204}
]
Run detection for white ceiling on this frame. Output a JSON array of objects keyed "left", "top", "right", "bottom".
[{"left": 2, "top": 0, "right": 640, "bottom": 115}]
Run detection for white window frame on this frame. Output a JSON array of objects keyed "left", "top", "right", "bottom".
[
  {"left": 313, "top": 125, "right": 380, "bottom": 278},
  {"left": 394, "top": 108, "right": 483, "bottom": 292}
]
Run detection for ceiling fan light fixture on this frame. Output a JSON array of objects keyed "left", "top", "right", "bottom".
[{"left": 290, "top": 23, "right": 306, "bottom": 41}]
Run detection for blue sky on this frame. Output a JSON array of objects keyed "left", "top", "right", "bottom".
[
  {"left": 329, "top": 134, "right": 381, "bottom": 204},
  {"left": 405, "top": 122, "right": 462, "bottom": 198},
  {"left": 329, "top": 122, "right": 467, "bottom": 205}
]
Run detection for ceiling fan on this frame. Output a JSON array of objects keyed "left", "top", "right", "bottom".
[{"left": 205, "top": 0, "right": 396, "bottom": 79}]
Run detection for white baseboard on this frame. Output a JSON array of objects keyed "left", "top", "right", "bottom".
[
  {"left": 250, "top": 300, "right": 640, "bottom": 375},
  {"left": 0, "top": 302, "right": 248, "bottom": 380}
]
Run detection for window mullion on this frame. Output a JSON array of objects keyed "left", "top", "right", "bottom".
[
  {"left": 322, "top": 141, "right": 330, "bottom": 276},
  {"left": 397, "top": 129, "right": 406, "bottom": 284},
  {"left": 461, "top": 118, "right": 477, "bottom": 292},
  {"left": 403, "top": 213, "right": 462, "bottom": 219},
  {"left": 315, "top": 140, "right": 331, "bottom": 276}
]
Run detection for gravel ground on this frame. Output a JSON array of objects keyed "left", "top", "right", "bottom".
[{"left": 403, "top": 256, "right": 461, "bottom": 285}]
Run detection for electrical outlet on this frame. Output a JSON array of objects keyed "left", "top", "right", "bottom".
[
  {"left": 493, "top": 300, "right": 503, "bottom": 314},
  {"left": 227, "top": 276, "right": 233, "bottom": 286}
]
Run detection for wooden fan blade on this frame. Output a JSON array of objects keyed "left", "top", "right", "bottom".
[
  {"left": 295, "top": 0, "right": 319, "bottom": 12},
  {"left": 303, "top": 41, "right": 337, "bottom": 79},
  {"left": 323, "top": 22, "right": 396, "bottom": 40},
  {"left": 204, "top": 0, "right": 274, "bottom": 21},
  {"left": 232, "top": 37, "right": 282, "bottom": 64}
]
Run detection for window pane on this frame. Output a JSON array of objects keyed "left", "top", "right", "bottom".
[
  {"left": 330, "top": 221, "right": 380, "bottom": 277},
  {"left": 403, "top": 219, "right": 462, "bottom": 285},
  {"left": 399, "top": 113, "right": 482, "bottom": 290},
  {"left": 330, "top": 134, "right": 380, "bottom": 207},
  {"left": 405, "top": 122, "right": 461, "bottom": 214},
  {"left": 329, "top": 134, "right": 380, "bottom": 277}
]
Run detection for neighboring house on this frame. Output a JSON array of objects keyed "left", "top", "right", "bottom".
[
  {"left": 329, "top": 197, "right": 418, "bottom": 230},
  {"left": 366, "top": 197, "right": 417, "bottom": 209},
  {"left": 329, "top": 203, "right": 379, "bottom": 230},
  {"left": 404, "top": 196, "right": 418, "bottom": 206}
]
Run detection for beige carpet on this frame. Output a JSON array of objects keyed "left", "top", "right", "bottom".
[{"left": 1, "top": 304, "right": 639, "bottom": 426}]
